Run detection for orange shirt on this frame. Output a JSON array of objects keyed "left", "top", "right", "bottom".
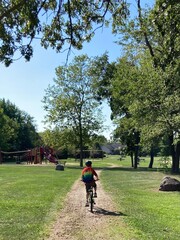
[{"left": 82, "top": 166, "right": 98, "bottom": 183}]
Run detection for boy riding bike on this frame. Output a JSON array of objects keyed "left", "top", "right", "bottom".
[{"left": 82, "top": 160, "right": 99, "bottom": 207}]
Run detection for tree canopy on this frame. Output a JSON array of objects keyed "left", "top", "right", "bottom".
[
  {"left": 0, "top": 0, "right": 129, "bottom": 66},
  {"left": 0, "top": 99, "right": 41, "bottom": 151},
  {"left": 93, "top": 0, "right": 180, "bottom": 172},
  {"left": 42, "top": 54, "right": 108, "bottom": 166}
]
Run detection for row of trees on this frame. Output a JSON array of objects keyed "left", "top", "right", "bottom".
[
  {"left": 95, "top": 0, "right": 180, "bottom": 172},
  {"left": 0, "top": 1, "right": 179, "bottom": 172},
  {"left": 0, "top": 99, "right": 41, "bottom": 151},
  {"left": 41, "top": 1, "right": 179, "bottom": 172}
]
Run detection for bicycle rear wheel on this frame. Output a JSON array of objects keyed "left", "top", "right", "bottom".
[{"left": 89, "top": 190, "right": 94, "bottom": 212}]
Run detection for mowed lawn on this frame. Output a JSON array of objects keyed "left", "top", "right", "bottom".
[
  {"left": 0, "top": 164, "right": 80, "bottom": 240},
  {"left": 100, "top": 165, "right": 180, "bottom": 239},
  {"left": 0, "top": 156, "right": 180, "bottom": 240}
]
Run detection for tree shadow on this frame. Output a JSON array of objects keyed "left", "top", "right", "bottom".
[{"left": 93, "top": 207, "right": 126, "bottom": 216}]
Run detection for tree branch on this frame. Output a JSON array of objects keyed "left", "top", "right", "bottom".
[
  {"left": 0, "top": 0, "right": 26, "bottom": 21},
  {"left": 137, "top": 0, "right": 155, "bottom": 58}
]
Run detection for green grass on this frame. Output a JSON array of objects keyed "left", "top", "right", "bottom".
[
  {"left": 101, "top": 167, "right": 180, "bottom": 240},
  {"left": 0, "top": 156, "right": 179, "bottom": 240},
  {"left": 0, "top": 165, "right": 80, "bottom": 240},
  {"left": 88, "top": 155, "right": 180, "bottom": 239}
]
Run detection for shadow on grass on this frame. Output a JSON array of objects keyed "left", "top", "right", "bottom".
[
  {"left": 102, "top": 166, "right": 178, "bottom": 174},
  {"left": 66, "top": 165, "right": 180, "bottom": 177},
  {"left": 94, "top": 207, "right": 126, "bottom": 216}
]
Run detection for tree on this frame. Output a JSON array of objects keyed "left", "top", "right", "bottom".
[
  {"left": 42, "top": 54, "right": 105, "bottom": 166},
  {"left": 129, "top": 57, "right": 180, "bottom": 172},
  {"left": 109, "top": 57, "right": 142, "bottom": 168},
  {"left": 0, "top": 106, "right": 17, "bottom": 151},
  {"left": 40, "top": 127, "right": 78, "bottom": 156},
  {"left": 95, "top": 0, "right": 180, "bottom": 172},
  {"left": 0, "top": 0, "right": 130, "bottom": 66},
  {"left": 0, "top": 99, "right": 41, "bottom": 151}
]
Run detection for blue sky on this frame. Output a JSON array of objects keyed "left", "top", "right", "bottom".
[
  {"left": 0, "top": 1, "right": 154, "bottom": 139},
  {"left": 0, "top": 26, "right": 121, "bottom": 139}
]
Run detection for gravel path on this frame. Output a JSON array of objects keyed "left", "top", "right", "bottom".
[{"left": 46, "top": 171, "right": 124, "bottom": 240}]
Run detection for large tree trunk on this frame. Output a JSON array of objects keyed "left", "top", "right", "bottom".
[
  {"left": 130, "top": 151, "right": 134, "bottom": 167},
  {"left": 148, "top": 147, "right": 154, "bottom": 168},
  {"left": 79, "top": 138, "right": 83, "bottom": 168},
  {"left": 0, "top": 149, "right": 2, "bottom": 164},
  {"left": 79, "top": 122, "right": 83, "bottom": 167},
  {"left": 134, "top": 132, "right": 140, "bottom": 169},
  {"left": 174, "top": 141, "right": 180, "bottom": 173},
  {"left": 169, "top": 134, "right": 179, "bottom": 173},
  {"left": 134, "top": 145, "right": 139, "bottom": 169}
]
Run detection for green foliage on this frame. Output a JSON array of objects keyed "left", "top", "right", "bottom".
[
  {"left": 0, "top": 0, "right": 128, "bottom": 66},
  {"left": 150, "top": 0, "right": 180, "bottom": 68},
  {"left": 0, "top": 98, "right": 41, "bottom": 151},
  {"left": 42, "top": 54, "right": 108, "bottom": 165},
  {"left": 40, "top": 127, "right": 78, "bottom": 154},
  {"left": 96, "top": 0, "right": 180, "bottom": 172},
  {"left": 89, "top": 134, "right": 108, "bottom": 148},
  {"left": 129, "top": 56, "right": 180, "bottom": 140},
  {"left": 43, "top": 54, "right": 104, "bottom": 136},
  {"left": 159, "top": 156, "right": 172, "bottom": 171}
]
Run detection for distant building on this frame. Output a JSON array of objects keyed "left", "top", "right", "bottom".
[{"left": 100, "top": 143, "right": 123, "bottom": 155}]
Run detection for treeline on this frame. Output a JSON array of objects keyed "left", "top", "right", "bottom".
[
  {"left": 90, "top": 1, "right": 180, "bottom": 173},
  {"left": 0, "top": 1, "right": 179, "bottom": 172},
  {"left": 0, "top": 99, "right": 42, "bottom": 151}
]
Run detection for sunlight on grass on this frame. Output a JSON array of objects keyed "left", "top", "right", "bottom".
[
  {"left": 101, "top": 166, "right": 180, "bottom": 240},
  {"left": 0, "top": 165, "right": 80, "bottom": 240},
  {"left": 0, "top": 156, "right": 179, "bottom": 240}
]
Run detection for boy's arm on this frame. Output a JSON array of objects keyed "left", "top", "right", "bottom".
[
  {"left": 81, "top": 169, "right": 84, "bottom": 181},
  {"left": 92, "top": 169, "right": 99, "bottom": 180}
]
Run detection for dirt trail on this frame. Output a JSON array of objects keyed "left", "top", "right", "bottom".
[{"left": 46, "top": 170, "right": 124, "bottom": 240}]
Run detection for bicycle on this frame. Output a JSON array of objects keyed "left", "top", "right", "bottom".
[
  {"left": 86, "top": 179, "right": 99, "bottom": 213},
  {"left": 81, "top": 178, "right": 99, "bottom": 213},
  {"left": 87, "top": 185, "right": 95, "bottom": 213}
]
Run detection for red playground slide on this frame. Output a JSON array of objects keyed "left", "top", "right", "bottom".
[{"left": 44, "top": 152, "right": 58, "bottom": 164}]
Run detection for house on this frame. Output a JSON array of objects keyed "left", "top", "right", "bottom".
[{"left": 100, "top": 142, "right": 123, "bottom": 155}]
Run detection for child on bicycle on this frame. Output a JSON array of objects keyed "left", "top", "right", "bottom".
[{"left": 82, "top": 160, "right": 99, "bottom": 207}]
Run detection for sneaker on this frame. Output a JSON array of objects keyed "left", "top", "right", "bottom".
[
  {"left": 94, "top": 193, "right": 97, "bottom": 198},
  {"left": 85, "top": 202, "right": 89, "bottom": 207}
]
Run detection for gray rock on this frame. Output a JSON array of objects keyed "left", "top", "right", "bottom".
[
  {"left": 159, "top": 176, "right": 180, "bottom": 191},
  {"left": 55, "top": 164, "right": 64, "bottom": 171}
]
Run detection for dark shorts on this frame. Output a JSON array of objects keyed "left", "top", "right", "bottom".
[{"left": 85, "top": 181, "right": 96, "bottom": 193}]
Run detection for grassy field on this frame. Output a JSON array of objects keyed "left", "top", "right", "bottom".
[
  {"left": 0, "top": 164, "right": 80, "bottom": 240},
  {"left": 93, "top": 156, "right": 180, "bottom": 239},
  {"left": 0, "top": 156, "right": 179, "bottom": 240}
]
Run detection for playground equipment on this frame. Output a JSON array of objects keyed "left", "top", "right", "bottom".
[
  {"left": 0, "top": 146, "right": 59, "bottom": 165},
  {"left": 0, "top": 149, "right": 31, "bottom": 164},
  {"left": 28, "top": 146, "right": 58, "bottom": 164},
  {"left": 43, "top": 151, "right": 58, "bottom": 165}
]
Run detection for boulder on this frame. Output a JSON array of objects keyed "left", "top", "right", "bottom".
[
  {"left": 55, "top": 164, "right": 64, "bottom": 171},
  {"left": 159, "top": 176, "right": 180, "bottom": 191}
]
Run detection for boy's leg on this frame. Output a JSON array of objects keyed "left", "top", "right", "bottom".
[
  {"left": 85, "top": 184, "right": 90, "bottom": 206},
  {"left": 93, "top": 182, "right": 97, "bottom": 197}
]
